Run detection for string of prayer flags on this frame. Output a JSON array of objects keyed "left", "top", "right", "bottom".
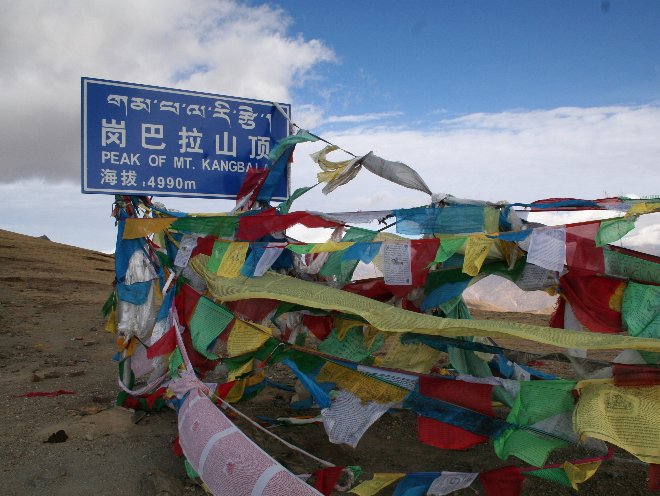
[{"left": 394, "top": 206, "right": 487, "bottom": 235}]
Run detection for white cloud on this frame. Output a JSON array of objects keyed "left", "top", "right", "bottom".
[
  {"left": 324, "top": 111, "right": 404, "bottom": 124},
  {"left": 0, "top": 0, "right": 334, "bottom": 182}
]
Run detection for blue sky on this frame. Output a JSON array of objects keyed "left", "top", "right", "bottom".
[
  {"left": 0, "top": 0, "right": 658, "bottom": 252},
  {"left": 281, "top": 0, "right": 660, "bottom": 120}
]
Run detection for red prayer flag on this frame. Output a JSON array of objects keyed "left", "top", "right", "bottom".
[
  {"left": 565, "top": 221, "right": 604, "bottom": 275},
  {"left": 236, "top": 209, "right": 341, "bottom": 241},
  {"left": 146, "top": 326, "right": 177, "bottom": 358},
  {"left": 555, "top": 272, "right": 624, "bottom": 333},
  {"left": 303, "top": 314, "right": 334, "bottom": 341},
  {"left": 479, "top": 466, "right": 524, "bottom": 496},
  {"left": 175, "top": 284, "right": 202, "bottom": 327},
  {"left": 613, "top": 364, "right": 660, "bottom": 387},
  {"left": 236, "top": 168, "right": 269, "bottom": 210},
  {"left": 227, "top": 299, "right": 280, "bottom": 322},
  {"left": 312, "top": 466, "right": 344, "bottom": 496},
  {"left": 417, "top": 377, "right": 494, "bottom": 450},
  {"left": 649, "top": 464, "right": 660, "bottom": 491}
]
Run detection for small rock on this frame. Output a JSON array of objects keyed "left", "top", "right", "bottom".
[
  {"left": 92, "top": 395, "right": 113, "bottom": 404},
  {"left": 67, "top": 370, "right": 86, "bottom": 377},
  {"left": 45, "top": 430, "right": 68, "bottom": 443},
  {"left": 73, "top": 336, "right": 83, "bottom": 341},
  {"left": 44, "top": 371, "right": 61, "bottom": 379},
  {"left": 83, "top": 340, "right": 98, "bottom": 347},
  {"left": 89, "top": 326, "right": 98, "bottom": 332},
  {"left": 32, "top": 373, "right": 43, "bottom": 382}
]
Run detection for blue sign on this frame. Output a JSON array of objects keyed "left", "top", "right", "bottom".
[{"left": 81, "top": 77, "right": 291, "bottom": 199}]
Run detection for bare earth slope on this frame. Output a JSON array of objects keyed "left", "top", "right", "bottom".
[
  {"left": 0, "top": 229, "right": 199, "bottom": 496},
  {"left": 0, "top": 229, "right": 650, "bottom": 495}
]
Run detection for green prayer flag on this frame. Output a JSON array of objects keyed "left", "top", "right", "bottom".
[
  {"left": 596, "top": 217, "right": 636, "bottom": 247},
  {"left": 171, "top": 216, "right": 237, "bottom": 237},
  {"left": 277, "top": 184, "right": 318, "bottom": 214},
  {"left": 207, "top": 240, "right": 229, "bottom": 273},
  {"left": 621, "top": 281, "right": 660, "bottom": 338},
  {"left": 431, "top": 236, "right": 467, "bottom": 265},
  {"left": 525, "top": 467, "right": 572, "bottom": 488},
  {"left": 169, "top": 348, "right": 184, "bottom": 378},
  {"left": 318, "top": 327, "right": 384, "bottom": 363},
  {"left": 604, "top": 247, "right": 660, "bottom": 285},
  {"left": 494, "top": 380, "right": 577, "bottom": 467},
  {"left": 189, "top": 297, "right": 234, "bottom": 359},
  {"left": 286, "top": 243, "right": 316, "bottom": 254}
]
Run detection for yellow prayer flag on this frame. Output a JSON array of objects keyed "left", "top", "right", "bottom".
[
  {"left": 309, "top": 241, "right": 355, "bottom": 254},
  {"left": 316, "top": 362, "right": 409, "bottom": 404},
  {"left": 574, "top": 383, "right": 660, "bottom": 463},
  {"left": 349, "top": 473, "right": 406, "bottom": 496},
  {"left": 562, "top": 461, "right": 602, "bottom": 490},
  {"left": 123, "top": 218, "right": 175, "bottom": 239},
  {"left": 105, "top": 308, "right": 117, "bottom": 334},
  {"left": 625, "top": 201, "right": 660, "bottom": 218},
  {"left": 462, "top": 235, "right": 494, "bottom": 276},
  {"left": 378, "top": 334, "right": 442, "bottom": 374},
  {"left": 190, "top": 255, "right": 660, "bottom": 352},
  {"left": 217, "top": 242, "right": 249, "bottom": 278},
  {"left": 227, "top": 320, "right": 271, "bottom": 357}
]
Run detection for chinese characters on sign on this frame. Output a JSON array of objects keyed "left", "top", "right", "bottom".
[{"left": 82, "top": 77, "right": 291, "bottom": 199}]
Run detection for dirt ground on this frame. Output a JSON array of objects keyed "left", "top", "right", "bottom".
[{"left": 0, "top": 229, "right": 652, "bottom": 495}]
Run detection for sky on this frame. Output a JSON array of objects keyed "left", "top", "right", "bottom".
[{"left": 1, "top": 0, "right": 659, "bottom": 253}]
